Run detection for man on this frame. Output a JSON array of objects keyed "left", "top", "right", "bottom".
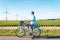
[
  {"left": 29, "top": 11, "right": 36, "bottom": 38},
  {"left": 29, "top": 11, "right": 36, "bottom": 30}
]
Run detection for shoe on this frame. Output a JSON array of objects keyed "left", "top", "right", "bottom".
[{"left": 32, "top": 36, "right": 35, "bottom": 39}]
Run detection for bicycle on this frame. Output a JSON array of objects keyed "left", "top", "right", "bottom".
[{"left": 15, "top": 21, "right": 41, "bottom": 38}]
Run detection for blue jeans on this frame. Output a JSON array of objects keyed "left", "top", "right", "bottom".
[{"left": 29, "top": 24, "right": 35, "bottom": 30}]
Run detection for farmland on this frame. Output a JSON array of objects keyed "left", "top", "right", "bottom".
[
  {"left": 36, "top": 19, "right": 60, "bottom": 26},
  {"left": 0, "top": 19, "right": 60, "bottom": 26},
  {"left": 0, "top": 20, "right": 18, "bottom": 26}
]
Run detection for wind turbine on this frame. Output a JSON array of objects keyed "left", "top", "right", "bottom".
[
  {"left": 16, "top": 13, "right": 18, "bottom": 20},
  {"left": 3, "top": 8, "right": 8, "bottom": 21}
]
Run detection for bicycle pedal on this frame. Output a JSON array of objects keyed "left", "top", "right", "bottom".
[{"left": 29, "top": 32, "right": 32, "bottom": 35}]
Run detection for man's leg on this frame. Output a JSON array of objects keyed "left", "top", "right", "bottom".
[
  {"left": 29, "top": 24, "right": 34, "bottom": 36},
  {"left": 30, "top": 25, "right": 35, "bottom": 39}
]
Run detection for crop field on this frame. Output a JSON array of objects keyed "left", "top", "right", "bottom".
[
  {"left": 0, "top": 29, "right": 60, "bottom": 36},
  {"left": 36, "top": 19, "right": 60, "bottom": 26},
  {"left": 0, "top": 19, "right": 60, "bottom": 26},
  {"left": 0, "top": 20, "right": 18, "bottom": 26}
]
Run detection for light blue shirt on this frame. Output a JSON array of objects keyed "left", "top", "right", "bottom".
[{"left": 33, "top": 15, "right": 36, "bottom": 25}]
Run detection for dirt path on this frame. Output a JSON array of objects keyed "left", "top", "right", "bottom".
[
  {"left": 0, "top": 36, "right": 32, "bottom": 40},
  {"left": 0, "top": 36, "right": 60, "bottom": 40},
  {"left": 0, "top": 26, "right": 60, "bottom": 29},
  {"left": 0, "top": 27, "right": 18, "bottom": 29}
]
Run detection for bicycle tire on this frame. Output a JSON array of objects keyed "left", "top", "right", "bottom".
[
  {"left": 33, "top": 27, "right": 41, "bottom": 36},
  {"left": 15, "top": 28, "right": 25, "bottom": 37}
]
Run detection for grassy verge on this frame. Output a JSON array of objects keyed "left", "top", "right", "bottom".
[
  {"left": 0, "top": 29, "right": 60, "bottom": 36},
  {"left": 41, "top": 29, "right": 60, "bottom": 36},
  {"left": 0, "top": 29, "right": 16, "bottom": 36}
]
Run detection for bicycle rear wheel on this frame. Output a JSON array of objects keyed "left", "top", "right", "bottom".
[{"left": 15, "top": 28, "right": 25, "bottom": 37}]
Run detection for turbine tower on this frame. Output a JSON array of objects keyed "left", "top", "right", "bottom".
[
  {"left": 4, "top": 8, "right": 8, "bottom": 21},
  {"left": 16, "top": 13, "right": 18, "bottom": 20}
]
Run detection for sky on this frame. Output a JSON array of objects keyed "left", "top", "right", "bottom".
[{"left": 0, "top": 0, "right": 60, "bottom": 20}]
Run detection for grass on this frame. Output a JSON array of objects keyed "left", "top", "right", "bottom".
[
  {"left": 0, "top": 29, "right": 16, "bottom": 36},
  {"left": 0, "top": 29, "right": 60, "bottom": 36},
  {"left": 0, "top": 19, "right": 60, "bottom": 26},
  {"left": 0, "top": 20, "right": 18, "bottom": 26},
  {"left": 36, "top": 20, "right": 60, "bottom": 26},
  {"left": 40, "top": 29, "right": 60, "bottom": 36}
]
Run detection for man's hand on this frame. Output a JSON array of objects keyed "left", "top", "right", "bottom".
[{"left": 28, "top": 20, "right": 33, "bottom": 22}]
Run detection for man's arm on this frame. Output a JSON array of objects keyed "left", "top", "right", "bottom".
[{"left": 28, "top": 20, "right": 33, "bottom": 22}]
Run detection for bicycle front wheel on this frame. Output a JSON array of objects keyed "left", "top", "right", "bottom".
[
  {"left": 33, "top": 28, "right": 41, "bottom": 36},
  {"left": 15, "top": 28, "right": 25, "bottom": 37}
]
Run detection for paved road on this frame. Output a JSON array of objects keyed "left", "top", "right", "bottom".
[{"left": 0, "top": 36, "right": 60, "bottom": 40}]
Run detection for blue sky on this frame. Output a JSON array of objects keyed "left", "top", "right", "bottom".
[{"left": 0, "top": 0, "right": 60, "bottom": 20}]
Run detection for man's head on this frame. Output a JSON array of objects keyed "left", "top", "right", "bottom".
[{"left": 31, "top": 11, "right": 34, "bottom": 15}]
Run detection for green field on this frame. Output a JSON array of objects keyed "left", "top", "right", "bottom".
[
  {"left": 0, "top": 29, "right": 60, "bottom": 36},
  {"left": 0, "top": 20, "right": 18, "bottom": 26},
  {"left": 0, "top": 19, "right": 60, "bottom": 26},
  {"left": 36, "top": 20, "right": 60, "bottom": 26}
]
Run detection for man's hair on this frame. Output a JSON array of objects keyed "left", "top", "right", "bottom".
[{"left": 31, "top": 11, "right": 34, "bottom": 15}]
